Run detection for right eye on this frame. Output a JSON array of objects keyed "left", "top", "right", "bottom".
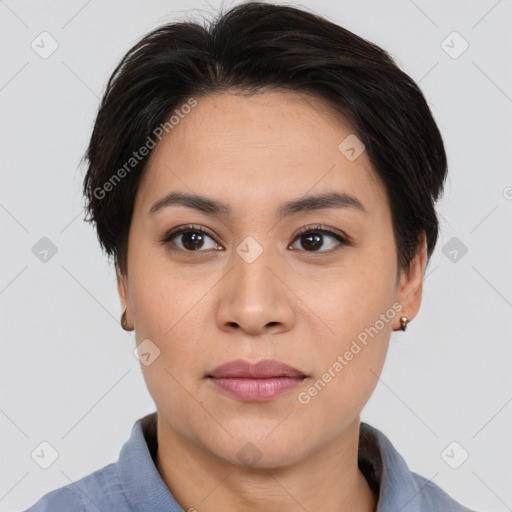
[{"left": 160, "top": 224, "right": 224, "bottom": 252}]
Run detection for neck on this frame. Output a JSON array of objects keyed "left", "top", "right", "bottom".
[{"left": 154, "top": 415, "right": 378, "bottom": 512}]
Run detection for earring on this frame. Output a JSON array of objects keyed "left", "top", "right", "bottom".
[
  {"left": 399, "top": 316, "right": 409, "bottom": 332},
  {"left": 121, "top": 309, "right": 131, "bottom": 331}
]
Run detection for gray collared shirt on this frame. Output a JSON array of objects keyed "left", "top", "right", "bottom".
[{"left": 24, "top": 412, "right": 476, "bottom": 511}]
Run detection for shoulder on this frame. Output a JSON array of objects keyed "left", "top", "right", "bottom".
[
  {"left": 23, "top": 484, "right": 84, "bottom": 512},
  {"left": 408, "top": 470, "right": 478, "bottom": 512},
  {"left": 24, "top": 413, "right": 164, "bottom": 512},
  {"left": 359, "top": 422, "right": 478, "bottom": 512},
  {"left": 23, "top": 461, "right": 131, "bottom": 512}
]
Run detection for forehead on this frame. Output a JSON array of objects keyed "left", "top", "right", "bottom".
[{"left": 136, "top": 90, "right": 386, "bottom": 217}]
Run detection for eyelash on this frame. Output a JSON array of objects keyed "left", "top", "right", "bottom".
[{"left": 160, "top": 223, "right": 350, "bottom": 255}]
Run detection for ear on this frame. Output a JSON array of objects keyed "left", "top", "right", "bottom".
[
  {"left": 116, "top": 267, "right": 129, "bottom": 312},
  {"left": 394, "top": 231, "right": 428, "bottom": 328}
]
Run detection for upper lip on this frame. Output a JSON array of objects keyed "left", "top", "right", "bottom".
[{"left": 208, "top": 359, "right": 306, "bottom": 379}]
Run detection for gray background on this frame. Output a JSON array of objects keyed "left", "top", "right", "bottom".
[{"left": 1, "top": 0, "right": 511, "bottom": 510}]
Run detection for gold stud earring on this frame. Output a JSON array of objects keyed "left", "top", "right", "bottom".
[{"left": 399, "top": 316, "right": 409, "bottom": 331}]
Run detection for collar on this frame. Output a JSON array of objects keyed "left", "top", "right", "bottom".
[
  {"left": 118, "top": 412, "right": 183, "bottom": 511},
  {"left": 117, "top": 412, "right": 465, "bottom": 512}
]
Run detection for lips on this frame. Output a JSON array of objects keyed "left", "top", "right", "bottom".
[
  {"left": 208, "top": 359, "right": 306, "bottom": 379},
  {"left": 207, "top": 359, "right": 307, "bottom": 402}
]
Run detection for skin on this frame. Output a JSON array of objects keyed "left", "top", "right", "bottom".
[{"left": 117, "top": 90, "right": 427, "bottom": 512}]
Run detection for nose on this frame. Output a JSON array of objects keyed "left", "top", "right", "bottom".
[{"left": 215, "top": 248, "right": 295, "bottom": 337}]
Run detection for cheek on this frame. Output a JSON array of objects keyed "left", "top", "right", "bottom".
[
  {"left": 130, "top": 270, "right": 211, "bottom": 434},
  {"left": 131, "top": 279, "right": 207, "bottom": 363},
  {"left": 306, "top": 254, "right": 397, "bottom": 346},
  {"left": 128, "top": 242, "right": 200, "bottom": 337},
  {"left": 128, "top": 247, "right": 213, "bottom": 380}
]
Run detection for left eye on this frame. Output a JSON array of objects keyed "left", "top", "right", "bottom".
[{"left": 289, "top": 228, "right": 347, "bottom": 252}]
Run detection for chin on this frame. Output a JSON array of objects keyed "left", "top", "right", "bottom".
[{"left": 207, "top": 428, "right": 313, "bottom": 470}]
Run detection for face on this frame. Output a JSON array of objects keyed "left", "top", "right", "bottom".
[{"left": 118, "top": 90, "right": 426, "bottom": 468}]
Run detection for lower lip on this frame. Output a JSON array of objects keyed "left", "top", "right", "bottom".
[{"left": 209, "top": 376, "right": 305, "bottom": 402}]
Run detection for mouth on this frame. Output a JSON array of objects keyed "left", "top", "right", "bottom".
[{"left": 207, "top": 359, "right": 307, "bottom": 402}]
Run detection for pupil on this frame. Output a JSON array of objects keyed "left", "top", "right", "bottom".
[
  {"left": 302, "top": 233, "right": 322, "bottom": 251},
  {"left": 183, "top": 231, "right": 204, "bottom": 250}
]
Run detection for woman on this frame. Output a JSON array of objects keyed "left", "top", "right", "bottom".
[{"left": 25, "top": 2, "right": 477, "bottom": 511}]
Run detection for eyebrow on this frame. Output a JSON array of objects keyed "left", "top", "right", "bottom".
[{"left": 148, "top": 191, "right": 367, "bottom": 218}]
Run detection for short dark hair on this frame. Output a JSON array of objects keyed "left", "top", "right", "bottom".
[{"left": 82, "top": 1, "right": 447, "bottom": 277}]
